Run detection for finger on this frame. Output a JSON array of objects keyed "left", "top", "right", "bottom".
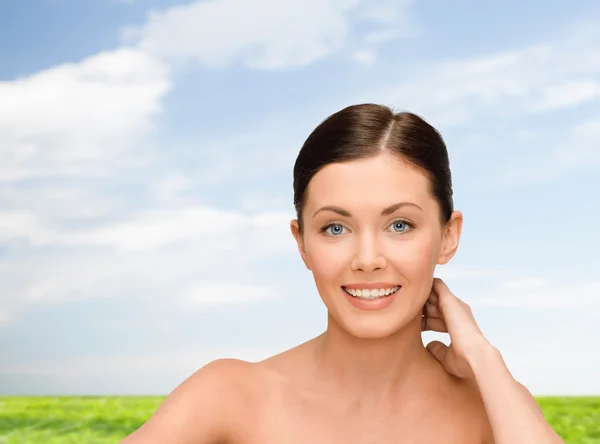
[
  {"left": 426, "top": 340, "right": 448, "bottom": 363},
  {"left": 433, "top": 278, "right": 457, "bottom": 303},
  {"left": 426, "top": 287, "right": 439, "bottom": 305},
  {"left": 433, "top": 277, "right": 448, "bottom": 290},
  {"left": 421, "top": 316, "right": 447, "bottom": 333},
  {"left": 424, "top": 301, "right": 442, "bottom": 319},
  {"left": 432, "top": 278, "right": 461, "bottom": 314}
]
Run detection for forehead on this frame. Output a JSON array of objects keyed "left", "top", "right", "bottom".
[{"left": 305, "top": 153, "right": 434, "bottom": 212}]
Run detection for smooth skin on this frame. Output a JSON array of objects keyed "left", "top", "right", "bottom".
[{"left": 120, "top": 153, "right": 563, "bottom": 444}]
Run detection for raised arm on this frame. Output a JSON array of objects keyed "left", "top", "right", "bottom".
[
  {"left": 423, "top": 278, "right": 564, "bottom": 444},
  {"left": 119, "top": 359, "right": 249, "bottom": 444},
  {"left": 463, "top": 344, "right": 563, "bottom": 444}
]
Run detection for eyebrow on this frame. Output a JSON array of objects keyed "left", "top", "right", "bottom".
[{"left": 312, "top": 201, "right": 423, "bottom": 218}]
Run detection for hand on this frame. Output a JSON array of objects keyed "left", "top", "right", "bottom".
[{"left": 422, "top": 278, "right": 493, "bottom": 379}]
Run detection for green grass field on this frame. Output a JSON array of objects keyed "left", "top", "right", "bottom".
[{"left": 1, "top": 396, "right": 599, "bottom": 443}]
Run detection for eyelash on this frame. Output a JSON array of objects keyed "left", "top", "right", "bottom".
[{"left": 319, "top": 218, "right": 415, "bottom": 236}]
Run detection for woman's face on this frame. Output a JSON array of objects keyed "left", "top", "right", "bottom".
[{"left": 291, "top": 152, "right": 462, "bottom": 339}]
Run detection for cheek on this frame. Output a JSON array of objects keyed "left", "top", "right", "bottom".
[
  {"left": 387, "top": 234, "right": 439, "bottom": 280},
  {"left": 305, "top": 239, "right": 350, "bottom": 287}
]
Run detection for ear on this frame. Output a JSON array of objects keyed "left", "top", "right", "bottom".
[
  {"left": 290, "top": 219, "right": 311, "bottom": 270},
  {"left": 437, "top": 210, "right": 463, "bottom": 265}
]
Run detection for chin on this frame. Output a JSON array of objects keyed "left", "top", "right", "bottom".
[
  {"left": 323, "top": 287, "right": 423, "bottom": 340},
  {"left": 337, "top": 314, "right": 409, "bottom": 340}
]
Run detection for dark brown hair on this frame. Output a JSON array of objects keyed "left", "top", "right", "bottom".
[{"left": 293, "top": 103, "right": 454, "bottom": 232}]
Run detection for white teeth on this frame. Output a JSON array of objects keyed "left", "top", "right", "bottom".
[{"left": 343, "top": 286, "right": 400, "bottom": 299}]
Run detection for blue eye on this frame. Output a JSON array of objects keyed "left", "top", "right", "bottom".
[
  {"left": 389, "top": 220, "right": 410, "bottom": 233},
  {"left": 324, "top": 224, "right": 346, "bottom": 236}
]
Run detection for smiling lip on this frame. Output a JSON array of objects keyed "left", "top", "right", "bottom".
[
  {"left": 343, "top": 282, "right": 400, "bottom": 290},
  {"left": 341, "top": 283, "right": 401, "bottom": 311}
]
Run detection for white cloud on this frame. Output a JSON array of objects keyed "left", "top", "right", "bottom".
[
  {"left": 0, "top": 211, "right": 56, "bottom": 245},
  {"left": 352, "top": 50, "right": 376, "bottom": 64},
  {"left": 0, "top": 44, "right": 176, "bottom": 320},
  {"left": 155, "top": 20, "right": 600, "bottom": 188},
  {"left": 335, "top": 22, "right": 600, "bottom": 188},
  {"left": 0, "top": 205, "right": 293, "bottom": 252},
  {"left": 158, "top": 116, "right": 308, "bottom": 187},
  {"left": 0, "top": 308, "right": 10, "bottom": 326},
  {"left": 1, "top": 185, "right": 125, "bottom": 224},
  {"left": 152, "top": 171, "right": 194, "bottom": 202},
  {"left": 506, "top": 348, "right": 600, "bottom": 395},
  {"left": 0, "top": 48, "right": 170, "bottom": 181},
  {"left": 67, "top": 206, "right": 247, "bottom": 251},
  {"left": 179, "top": 284, "right": 278, "bottom": 310},
  {"left": 0, "top": 348, "right": 276, "bottom": 376},
  {"left": 466, "top": 112, "right": 600, "bottom": 189},
  {"left": 473, "top": 279, "right": 600, "bottom": 309},
  {"left": 534, "top": 80, "right": 600, "bottom": 111},
  {"left": 0, "top": 347, "right": 279, "bottom": 395},
  {"left": 0, "top": 41, "right": 298, "bottom": 322},
  {"left": 435, "top": 266, "right": 504, "bottom": 281},
  {"left": 503, "top": 278, "right": 547, "bottom": 291},
  {"left": 555, "top": 114, "right": 600, "bottom": 168},
  {"left": 360, "top": 23, "right": 600, "bottom": 126},
  {"left": 498, "top": 320, "right": 600, "bottom": 395},
  {"left": 364, "top": 28, "right": 406, "bottom": 43},
  {"left": 0, "top": 203, "right": 295, "bottom": 322},
  {"left": 354, "top": 0, "right": 413, "bottom": 24},
  {"left": 126, "top": 0, "right": 416, "bottom": 70}
]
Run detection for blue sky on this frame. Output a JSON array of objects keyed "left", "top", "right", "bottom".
[{"left": 1, "top": 0, "right": 599, "bottom": 396}]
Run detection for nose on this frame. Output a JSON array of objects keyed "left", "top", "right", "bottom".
[{"left": 351, "top": 233, "right": 387, "bottom": 272}]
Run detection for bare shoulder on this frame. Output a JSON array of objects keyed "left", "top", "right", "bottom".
[
  {"left": 454, "top": 379, "right": 537, "bottom": 444},
  {"left": 421, "top": 363, "right": 494, "bottom": 444},
  {"left": 450, "top": 377, "right": 495, "bottom": 444},
  {"left": 119, "top": 358, "right": 264, "bottom": 444},
  {"left": 423, "top": 372, "right": 539, "bottom": 444}
]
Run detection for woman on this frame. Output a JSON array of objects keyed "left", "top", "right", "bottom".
[{"left": 121, "top": 104, "right": 564, "bottom": 443}]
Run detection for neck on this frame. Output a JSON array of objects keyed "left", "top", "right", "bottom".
[{"left": 313, "top": 313, "right": 433, "bottom": 403}]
